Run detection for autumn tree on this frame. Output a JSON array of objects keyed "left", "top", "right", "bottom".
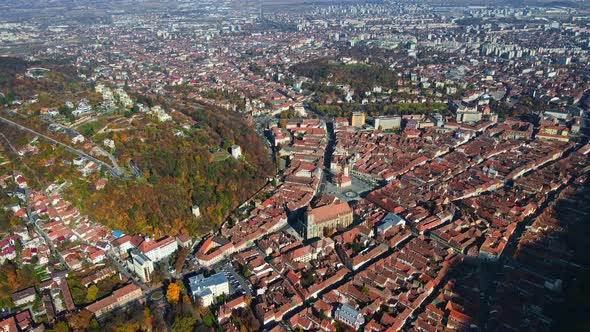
[
  {"left": 48, "top": 321, "right": 70, "bottom": 332},
  {"left": 111, "top": 321, "right": 140, "bottom": 332},
  {"left": 181, "top": 294, "right": 193, "bottom": 313},
  {"left": 0, "top": 207, "right": 21, "bottom": 231},
  {"left": 67, "top": 309, "right": 93, "bottom": 330},
  {"left": 0, "top": 261, "right": 40, "bottom": 307},
  {"left": 174, "top": 247, "right": 189, "bottom": 273},
  {"left": 166, "top": 282, "right": 181, "bottom": 304},
  {"left": 323, "top": 226, "right": 335, "bottom": 237},
  {"left": 143, "top": 305, "right": 153, "bottom": 331}
]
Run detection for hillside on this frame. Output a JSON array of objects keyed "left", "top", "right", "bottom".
[
  {"left": 80, "top": 106, "right": 275, "bottom": 237},
  {"left": 0, "top": 57, "right": 275, "bottom": 238}
]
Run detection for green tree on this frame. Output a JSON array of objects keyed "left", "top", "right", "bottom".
[
  {"left": 49, "top": 321, "right": 70, "bottom": 332},
  {"left": 171, "top": 314, "right": 197, "bottom": 332},
  {"left": 67, "top": 278, "right": 88, "bottom": 305},
  {"left": 89, "top": 318, "right": 100, "bottom": 331},
  {"left": 86, "top": 284, "right": 99, "bottom": 303},
  {"left": 202, "top": 311, "right": 216, "bottom": 327},
  {"left": 305, "top": 272, "right": 315, "bottom": 286}
]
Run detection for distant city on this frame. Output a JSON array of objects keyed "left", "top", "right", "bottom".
[{"left": 0, "top": 0, "right": 589, "bottom": 331}]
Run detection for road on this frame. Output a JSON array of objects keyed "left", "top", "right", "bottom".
[
  {"left": 0, "top": 132, "right": 19, "bottom": 155},
  {"left": 128, "top": 160, "right": 142, "bottom": 178},
  {"left": 0, "top": 115, "right": 124, "bottom": 178}
]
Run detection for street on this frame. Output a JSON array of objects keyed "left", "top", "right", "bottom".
[{"left": 0, "top": 115, "right": 124, "bottom": 178}]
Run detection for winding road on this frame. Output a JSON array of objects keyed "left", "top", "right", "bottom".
[{"left": 0, "top": 115, "right": 124, "bottom": 178}]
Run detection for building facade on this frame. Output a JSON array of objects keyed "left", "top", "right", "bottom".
[
  {"left": 231, "top": 145, "right": 242, "bottom": 159},
  {"left": 351, "top": 112, "right": 366, "bottom": 127},
  {"left": 373, "top": 116, "right": 401, "bottom": 130},
  {"left": 85, "top": 284, "right": 143, "bottom": 318},
  {"left": 139, "top": 236, "right": 178, "bottom": 262},
  {"left": 127, "top": 248, "right": 154, "bottom": 283}
]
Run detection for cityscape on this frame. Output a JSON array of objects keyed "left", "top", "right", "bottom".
[{"left": 0, "top": 0, "right": 589, "bottom": 331}]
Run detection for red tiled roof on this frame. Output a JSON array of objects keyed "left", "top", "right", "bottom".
[{"left": 307, "top": 202, "right": 351, "bottom": 224}]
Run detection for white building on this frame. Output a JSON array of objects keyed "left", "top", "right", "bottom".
[
  {"left": 376, "top": 213, "right": 406, "bottom": 234},
  {"left": 191, "top": 205, "right": 201, "bottom": 218},
  {"left": 71, "top": 134, "right": 85, "bottom": 144},
  {"left": 294, "top": 104, "right": 307, "bottom": 117},
  {"left": 72, "top": 100, "right": 92, "bottom": 117},
  {"left": 231, "top": 145, "right": 242, "bottom": 159},
  {"left": 115, "top": 88, "right": 133, "bottom": 108},
  {"left": 373, "top": 116, "right": 401, "bottom": 130},
  {"left": 127, "top": 248, "right": 154, "bottom": 283},
  {"left": 188, "top": 273, "right": 229, "bottom": 306},
  {"left": 139, "top": 236, "right": 178, "bottom": 262},
  {"left": 452, "top": 102, "right": 482, "bottom": 123},
  {"left": 149, "top": 106, "right": 172, "bottom": 122},
  {"left": 335, "top": 304, "right": 365, "bottom": 330},
  {"left": 103, "top": 139, "right": 115, "bottom": 149}
]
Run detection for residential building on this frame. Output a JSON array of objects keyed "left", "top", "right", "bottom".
[
  {"left": 11, "top": 287, "right": 36, "bottom": 307},
  {"left": 0, "top": 316, "right": 17, "bottom": 332},
  {"left": 85, "top": 284, "right": 143, "bottom": 318},
  {"left": 88, "top": 248, "right": 106, "bottom": 264},
  {"left": 217, "top": 296, "right": 247, "bottom": 323},
  {"left": 195, "top": 236, "right": 236, "bottom": 266},
  {"left": 537, "top": 125, "right": 570, "bottom": 142},
  {"left": 111, "top": 235, "right": 134, "bottom": 257},
  {"left": 176, "top": 234, "right": 193, "bottom": 248},
  {"left": 137, "top": 236, "right": 178, "bottom": 262},
  {"left": 376, "top": 213, "right": 406, "bottom": 233}
]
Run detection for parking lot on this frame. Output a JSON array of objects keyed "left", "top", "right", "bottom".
[{"left": 218, "top": 261, "right": 254, "bottom": 296}]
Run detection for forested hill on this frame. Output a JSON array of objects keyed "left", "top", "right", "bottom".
[
  {"left": 290, "top": 58, "right": 398, "bottom": 94},
  {"left": 0, "top": 57, "right": 275, "bottom": 237},
  {"left": 83, "top": 104, "right": 275, "bottom": 237}
]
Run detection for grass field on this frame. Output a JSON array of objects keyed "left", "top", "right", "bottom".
[
  {"left": 212, "top": 150, "right": 231, "bottom": 162},
  {"left": 78, "top": 120, "right": 105, "bottom": 137}
]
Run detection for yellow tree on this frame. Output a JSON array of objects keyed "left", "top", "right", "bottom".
[
  {"left": 166, "top": 282, "right": 181, "bottom": 304},
  {"left": 143, "top": 306, "right": 153, "bottom": 331},
  {"left": 86, "top": 285, "right": 99, "bottom": 303}
]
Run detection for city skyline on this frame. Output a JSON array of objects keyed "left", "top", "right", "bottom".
[{"left": 0, "top": 1, "right": 588, "bottom": 331}]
